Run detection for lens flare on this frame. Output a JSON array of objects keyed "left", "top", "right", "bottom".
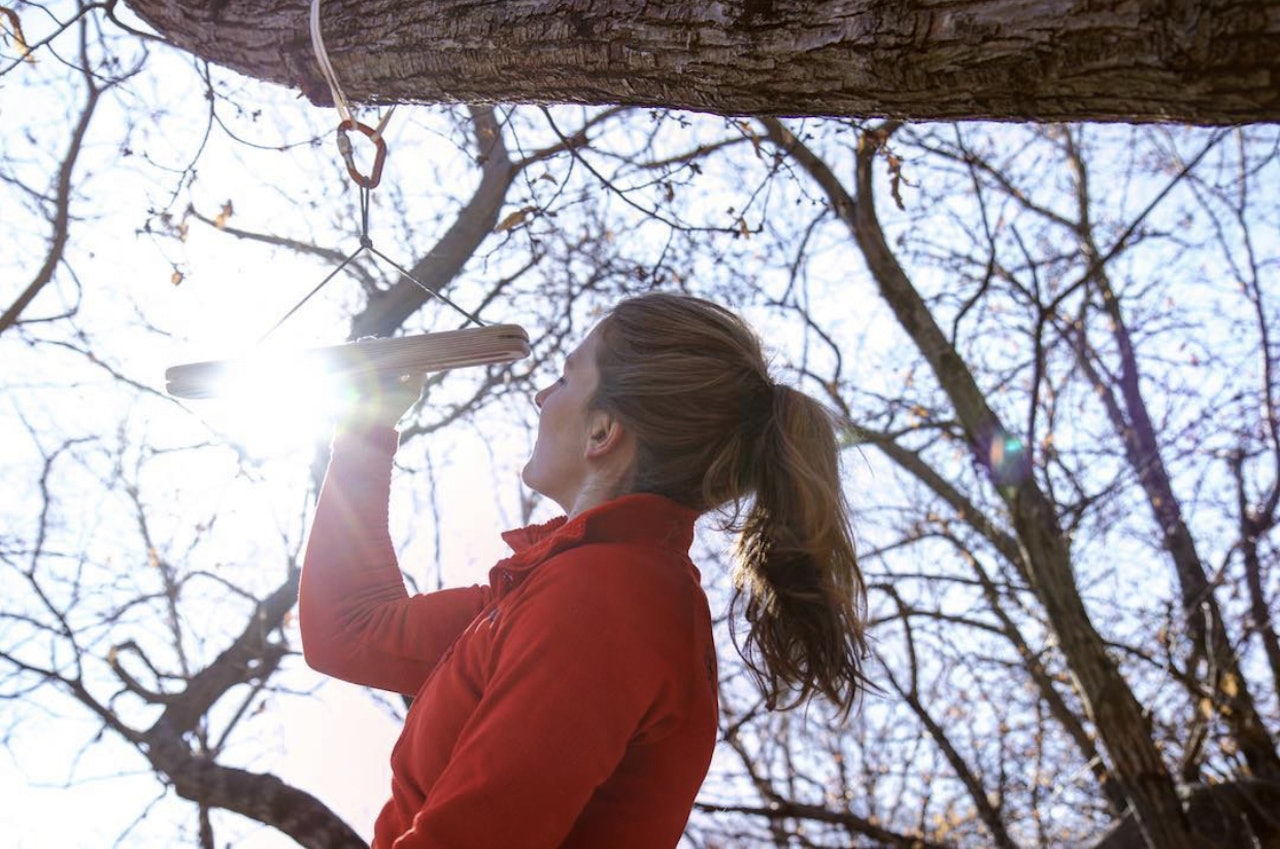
[
  {"left": 208, "top": 353, "right": 342, "bottom": 455},
  {"left": 987, "top": 433, "right": 1030, "bottom": 488}
]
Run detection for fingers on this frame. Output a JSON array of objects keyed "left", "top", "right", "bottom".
[{"left": 396, "top": 371, "right": 428, "bottom": 392}]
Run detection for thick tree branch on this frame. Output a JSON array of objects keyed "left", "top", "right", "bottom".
[
  {"left": 1232, "top": 450, "right": 1280, "bottom": 708},
  {"left": 695, "top": 798, "right": 953, "bottom": 849},
  {"left": 124, "top": 0, "right": 1280, "bottom": 124},
  {"left": 955, "top": 540, "right": 1128, "bottom": 816},
  {"left": 1062, "top": 283, "right": 1280, "bottom": 781},
  {"left": 115, "top": 564, "right": 366, "bottom": 846},
  {"left": 146, "top": 569, "right": 296, "bottom": 736},
  {"left": 141, "top": 735, "right": 365, "bottom": 849}
]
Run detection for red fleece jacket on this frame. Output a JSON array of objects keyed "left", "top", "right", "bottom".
[{"left": 300, "top": 427, "right": 719, "bottom": 849}]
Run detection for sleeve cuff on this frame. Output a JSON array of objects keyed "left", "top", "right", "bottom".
[{"left": 331, "top": 424, "right": 401, "bottom": 458}]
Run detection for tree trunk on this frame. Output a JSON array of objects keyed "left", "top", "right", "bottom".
[
  {"left": 123, "top": 0, "right": 1280, "bottom": 125},
  {"left": 1093, "top": 779, "right": 1280, "bottom": 849}
]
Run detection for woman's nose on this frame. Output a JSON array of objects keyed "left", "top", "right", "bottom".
[{"left": 533, "top": 385, "right": 549, "bottom": 409}]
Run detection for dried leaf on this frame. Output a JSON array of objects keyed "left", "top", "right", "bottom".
[
  {"left": 170, "top": 270, "right": 184, "bottom": 286},
  {"left": 1, "top": 6, "right": 35, "bottom": 64},
  {"left": 214, "top": 200, "right": 233, "bottom": 229},
  {"left": 495, "top": 206, "right": 533, "bottom": 233}
]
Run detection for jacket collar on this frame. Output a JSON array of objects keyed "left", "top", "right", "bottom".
[{"left": 493, "top": 493, "right": 699, "bottom": 584}]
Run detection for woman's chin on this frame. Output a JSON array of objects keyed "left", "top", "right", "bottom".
[
  {"left": 522, "top": 468, "right": 570, "bottom": 514},
  {"left": 520, "top": 464, "right": 549, "bottom": 499}
]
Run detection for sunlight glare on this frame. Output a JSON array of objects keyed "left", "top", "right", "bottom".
[{"left": 206, "top": 352, "right": 346, "bottom": 456}]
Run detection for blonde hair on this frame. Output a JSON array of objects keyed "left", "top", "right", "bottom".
[{"left": 593, "top": 293, "right": 868, "bottom": 713}]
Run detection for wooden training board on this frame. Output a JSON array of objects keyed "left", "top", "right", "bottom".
[{"left": 165, "top": 325, "right": 531, "bottom": 400}]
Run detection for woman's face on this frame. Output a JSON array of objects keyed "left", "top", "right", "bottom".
[{"left": 522, "top": 329, "right": 604, "bottom": 511}]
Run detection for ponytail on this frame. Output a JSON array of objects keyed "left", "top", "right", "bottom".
[
  {"left": 593, "top": 293, "right": 868, "bottom": 714},
  {"left": 731, "top": 385, "right": 867, "bottom": 714}
]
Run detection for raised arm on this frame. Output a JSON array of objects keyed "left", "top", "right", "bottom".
[{"left": 299, "top": 424, "right": 487, "bottom": 695}]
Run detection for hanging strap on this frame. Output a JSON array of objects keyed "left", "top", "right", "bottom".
[{"left": 309, "top": 0, "right": 353, "bottom": 124}]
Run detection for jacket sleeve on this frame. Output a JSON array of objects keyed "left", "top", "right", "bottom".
[
  {"left": 299, "top": 426, "right": 488, "bottom": 695},
  {"left": 388, "top": 546, "right": 692, "bottom": 848}
]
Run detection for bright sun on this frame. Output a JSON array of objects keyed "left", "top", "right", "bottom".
[{"left": 201, "top": 353, "right": 346, "bottom": 456}]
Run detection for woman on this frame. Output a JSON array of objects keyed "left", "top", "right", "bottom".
[{"left": 300, "top": 293, "right": 868, "bottom": 848}]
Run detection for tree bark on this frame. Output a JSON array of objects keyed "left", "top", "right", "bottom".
[
  {"left": 123, "top": 0, "right": 1280, "bottom": 125},
  {"left": 1093, "top": 779, "right": 1280, "bottom": 849}
]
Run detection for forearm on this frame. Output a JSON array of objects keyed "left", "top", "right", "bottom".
[{"left": 299, "top": 426, "right": 407, "bottom": 678}]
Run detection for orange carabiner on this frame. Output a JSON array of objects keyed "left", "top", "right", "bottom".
[{"left": 336, "top": 119, "right": 387, "bottom": 189}]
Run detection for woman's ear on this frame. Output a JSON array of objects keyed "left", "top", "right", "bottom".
[{"left": 584, "top": 409, "right": 629, "bottom": 460}]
